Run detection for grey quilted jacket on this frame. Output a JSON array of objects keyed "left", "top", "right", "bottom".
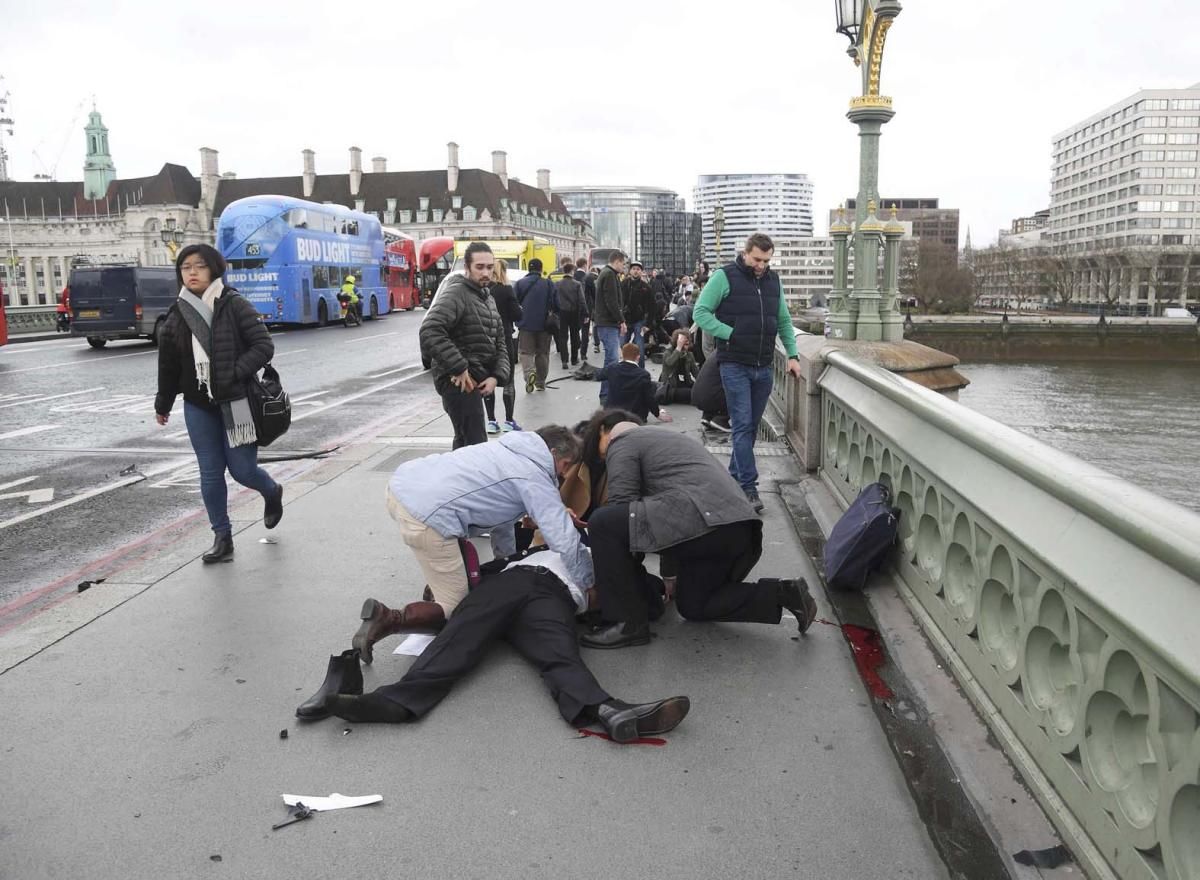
[{"left": 419, "top": 273, "right": 511, "bottom": 393}]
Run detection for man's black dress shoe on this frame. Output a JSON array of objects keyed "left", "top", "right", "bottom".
[
  {"left": 295, "top": 649, "right": 363, "bottom": 719},
  {"left": 774, "top": 578, "right": 818, "bottom": 635},
  {"left": 580, "top": 621, "right": 651, "bottom": 649},
  {"left": 326, "top": 691, "right": 414, "bottom": 724},
  {"left": 202, "top": 533, "right": 234, "bottom": 564},
  {"left": 596, "top": 696, "right": 691, "bottom": 743},
  {"left": 264, "top": 484, "right": 284, "bottom": 530}
]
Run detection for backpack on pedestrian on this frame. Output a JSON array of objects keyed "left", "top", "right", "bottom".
[{"left": 823, "top": 482, "right": 901, "bottom": 590}]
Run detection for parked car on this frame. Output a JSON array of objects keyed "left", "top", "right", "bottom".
[{"left": 68, "top": 265, "right": 178, "bottom": 348}]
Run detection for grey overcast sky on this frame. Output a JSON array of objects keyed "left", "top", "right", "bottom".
[{"left": 3, "top": 0, "right": 1198, "bottom": 246}]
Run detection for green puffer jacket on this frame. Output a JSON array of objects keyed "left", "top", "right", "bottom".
[{"left": 419, "top": 273, "right": 511, "bottom": 394}]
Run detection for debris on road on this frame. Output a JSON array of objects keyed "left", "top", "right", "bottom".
[
  {"left": 77, "top": 577, "right": 107, "bottom": 593},
  {"left": 1013, "top": 845, "right": 1072, "bottom": 868},
  {"left": 280, "top": 793, "right": 382, "bottom": 812}
]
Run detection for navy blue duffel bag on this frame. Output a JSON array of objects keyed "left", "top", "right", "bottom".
[{"left": 824, "top": 482, "right": 901, "bottom": 590}]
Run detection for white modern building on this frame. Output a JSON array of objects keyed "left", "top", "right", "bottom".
[
  {"left": 1046, "top": 84, "right": 1200, "bottom": 313},
  {"left": 1050, "top": 85, "right": 1200, "bottom": 251},
  {"left": 772, "top": 238, "right": 836, "bottom": 311},
  {"left": 553, "top": 185, "right": 699, "bottom": 274},
  {"left": 693, "top": 173, "right": 814, "bottom": 263}
]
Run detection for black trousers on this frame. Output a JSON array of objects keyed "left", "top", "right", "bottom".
[
  {"left": 375, "top": 568, "right": 611, "bottom": 724},
  {"left": 558, "top": 311, "right": 583, "bottom": 364},
  {"left": 590, "top": 505, "right": 780, "bottom": 626},
  {"left": 441, "top": 387, "right": 487, "bottom": 449}
]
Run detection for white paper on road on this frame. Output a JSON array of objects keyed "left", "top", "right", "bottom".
[
  {"left": 281, "top": 793, "right": 383, "bottom": 812},
  {"left": 393, "top": 633, "right": 435, "bottom": 656}
]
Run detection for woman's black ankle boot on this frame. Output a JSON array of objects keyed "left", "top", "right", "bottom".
[{"left": 202, "top": 533, "right": 234, "bottom": 564}]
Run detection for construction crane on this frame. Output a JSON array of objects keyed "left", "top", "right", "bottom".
[{"left": 31, "top": 99, "right": 85, "bottom": 182}]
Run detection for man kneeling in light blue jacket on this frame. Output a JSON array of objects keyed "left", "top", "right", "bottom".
[{"left": 350, "top": 425, "right": 593, "bottom": 664}]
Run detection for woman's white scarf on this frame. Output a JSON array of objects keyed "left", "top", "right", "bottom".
[
  {"left": 179, "top": 279, "right": 258, "bottom": 448},
  {"left": 190, "top": 278, "right": 224, "bottom": 396}
]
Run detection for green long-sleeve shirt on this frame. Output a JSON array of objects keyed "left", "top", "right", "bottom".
[{"left": 692, "top": 268, "right": 799, "bottom": 358}]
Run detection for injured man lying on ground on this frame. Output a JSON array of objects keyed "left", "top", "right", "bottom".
[{"left": 295, "top": 547, "right": 691, "bottom": 744}]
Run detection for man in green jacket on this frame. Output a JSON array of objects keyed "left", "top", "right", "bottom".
[{"left": 693, "top": 233, "right": 802, "bottom": 513}]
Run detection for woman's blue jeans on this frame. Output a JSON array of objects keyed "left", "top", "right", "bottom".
[{"left": 184, "top": 401, "right": 277, "bottom": 536}]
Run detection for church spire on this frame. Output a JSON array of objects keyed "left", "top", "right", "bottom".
[{"left": 83, "top": 108, "right": 116, "bottom": 200}]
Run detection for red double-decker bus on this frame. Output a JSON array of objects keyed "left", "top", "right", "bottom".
[{"left": 382, "top": 227, "right": 419, "bottom": 311}]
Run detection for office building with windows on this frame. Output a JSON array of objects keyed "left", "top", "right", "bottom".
[
  {"left": 1045, "top": 85, "right": 1200, "bottom": 313},
  {"left": 693, "top": 174, "right": 814, "bottom": 263},
  {"left": 553, "top": 185, "right": 700, "bottom": 275},
  {"left": 831, "top": 198, "right": 960, "bottom": 251}
]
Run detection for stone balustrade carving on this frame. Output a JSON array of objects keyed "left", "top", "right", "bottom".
[{"left": 772, "top": 341, "right": 1200, "bottom": 880}]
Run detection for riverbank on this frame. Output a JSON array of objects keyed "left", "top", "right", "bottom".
[{"left": 904, "top": 314, "right": 1200, "bottom": 362}]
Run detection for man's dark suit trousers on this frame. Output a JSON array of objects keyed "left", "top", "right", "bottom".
[{"left": 375, "top": 567, "right": 610, "bottom": 724}]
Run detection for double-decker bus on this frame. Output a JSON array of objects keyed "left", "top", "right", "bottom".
[
  {"left": 418, "top": 237, "right": 455, "bottom": 308},
  {"left": 217, "top": 195, "right": 388, "bottom": 325},
  {"left": 382, "top": 227, "right": 419, "bottom": 311}
]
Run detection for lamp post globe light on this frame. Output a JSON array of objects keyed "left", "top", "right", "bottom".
[{"left": 827, "top": 0, "right": 904, "bottom": 342}]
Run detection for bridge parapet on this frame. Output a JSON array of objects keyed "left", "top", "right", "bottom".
[{"left": 772, "top": 339, "right": 1200, "bottom": 880}]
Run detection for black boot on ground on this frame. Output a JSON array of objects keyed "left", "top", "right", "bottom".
[
  {"left": 295, "top": 649, "right": 364, "bottom": 720},
  {"left": 202, "top": 533, "right": 234, "bottom": 564},
  {"left": 594, "top": 696, "right": 691, "bottom": 743},
  {"left": 326, "top": 691, "right": 414, "bottom": 724},
  {"left": 771, "top": 578, "right": 818, "bottom": 635},
  {"left": 264, "top": 484, "right": 284, "bottom": 529}
]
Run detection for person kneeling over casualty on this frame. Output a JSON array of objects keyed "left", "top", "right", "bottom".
[
  {"left": 301, "top": 547, "right": 691, "bottom": 743},
  {"left": 351, "top": 425, "right": 593, "bottom": 663}
]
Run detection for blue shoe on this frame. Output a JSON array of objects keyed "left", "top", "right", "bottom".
[
  {"left": 486, "top": 420, "right": 501, "bottom": 435},
  {"left": 504, "top": 420, "right": 522, "bottom": 432}
]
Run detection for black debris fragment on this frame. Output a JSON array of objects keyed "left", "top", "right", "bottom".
[
  {"left": 1013, "top": 845, "right": 1072, "bottom": 868},
  {"left": 209, "top": 854, "right": 222, "bottom": 862},
  {"left": 77, "top": 578, "right": 107, "bottom": 593},
  {"left": 279, "top": 729, "right": 288, "bottom": 740},
  {"left": 342, "top": 728, "right": 352, "bottom": 736}
]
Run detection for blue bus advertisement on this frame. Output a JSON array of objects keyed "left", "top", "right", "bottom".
[{"left": 216, "top": 195, "right": 389, "bottom": 325}]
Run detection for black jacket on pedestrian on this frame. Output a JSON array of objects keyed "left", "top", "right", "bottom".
[
  {"left": 690, "top": 356, "right": 727, "bottom": 416},
  {"left": 622, "top": 277, "right": 655, "bottom": 325},
  {"left": 490, "top": 283, "right": 522, "bottom": 338},
  {"left": 419, "top": 274, "right": 511, "bottom": 394},
  {"left": 593, "top": 266, "right": 624, "bottom": 327},
  {"left": 605, "top": 427, "right": 760, "bottom": 556},
  {"left": 555, "top": 276, "right": 586, "bottom": 317},
  {"left": 583, "top": 272, "right": 598, "bottom": 320},
  {"left": 155, "top": 286, "right": 273, "bottom": 415},
  {"left": 596, "top": 361, "right": 659, "bottom": 420}
]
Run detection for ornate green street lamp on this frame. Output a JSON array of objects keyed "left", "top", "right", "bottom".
[
  {"left": 713, "top": 202, "right": 725, "bottom": 263},
  {"left": 828, "top": 0, "right": 903, "bottom": 342}
]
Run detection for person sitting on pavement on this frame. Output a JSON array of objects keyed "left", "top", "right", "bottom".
[
  {"left": 595, "top": 343, "right": 673, "bottom": 423},
  {"left": 154, "top": 244, "right": 283, "bottom": 565},
  {"left": 352, "top": 425, "right": 593, "bottom": 662},
  {"left": 306, "top": 546, "right": 690, "bottom": 743},
  {"left": 692, "top": 355, "right": 730, "bottom": 432},
  {"left": 580, "top": 418, "right": 817, "bottom": 650},
  {"left": 419, "top": 242, "right": 511, "bottom": 449},
  {"left": 657, "top": 330, "right": 700, "bottom": 405}
]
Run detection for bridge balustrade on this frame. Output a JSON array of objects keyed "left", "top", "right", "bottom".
[{"left": 771, "top": 340, "right": 1200, "bottom": 880}]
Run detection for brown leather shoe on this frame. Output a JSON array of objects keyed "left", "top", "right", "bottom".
[{"left": 352, "top": 598, "right": 446, "bottom": 664}]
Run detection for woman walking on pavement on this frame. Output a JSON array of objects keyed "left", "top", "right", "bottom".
[
  {"left": 484, "top": 259, "right": 523, "bottom": 433},
  {"left": 154, "top": 244, "right": 283, "bottom": 564}
]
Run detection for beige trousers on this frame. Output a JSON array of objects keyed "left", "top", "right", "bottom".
[{"left": 386, "top": 489, "right": 468, "bottom": 614}]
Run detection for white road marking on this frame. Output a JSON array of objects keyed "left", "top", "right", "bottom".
[
  {"left": 289, "top": 390, "right": 331, "bottom": 402},
  {"left": 0, "top": 349, "right": 156, "bottom": 375},
  {"left": 0, "top": 425, "right": 61, "bottom": 441},
  {"left": 367, "top": 365, "right": 418, "bottom": 379},
  {"left": 50, "top": 394, "right": 155, "bottom": 414},
  {"left": 343, "top": 331, "right": 399, "bottom": 344},
  {"left": 0, "top": 387, "right": 105, "bottom": 409},
  {"left": 0, "top": 486, "right": 55, "bottom": 504},
  {"left": 291, "top": 366, "right": 424, "bottom": 422},
  {"left": 0, "top": 475, "right": 39, "bottom": 492},
  {"left": 0, "top": 455, "right": 191, "bottom": 531},
  {"left": 0, "top": 394, "right": 41, "bottom": 404},
  {"left": 271, "top": 348, "right": 309, "bottom": 359}
]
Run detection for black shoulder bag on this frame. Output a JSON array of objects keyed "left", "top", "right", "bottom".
[{"left": 246, "top": 363, "right": 291, "bottom": 447}]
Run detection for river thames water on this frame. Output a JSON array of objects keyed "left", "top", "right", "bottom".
[{"left": 955, "top": 362, "right": 1200, "bottom": 513}]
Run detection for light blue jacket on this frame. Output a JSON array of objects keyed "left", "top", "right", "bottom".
[{"left": 388, "top": 432, "right": 593, "bottom": 589}]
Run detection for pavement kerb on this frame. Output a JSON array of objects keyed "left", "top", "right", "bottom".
[{"left": 781, "top": 475, "right": 1084, "bottom": 880}]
